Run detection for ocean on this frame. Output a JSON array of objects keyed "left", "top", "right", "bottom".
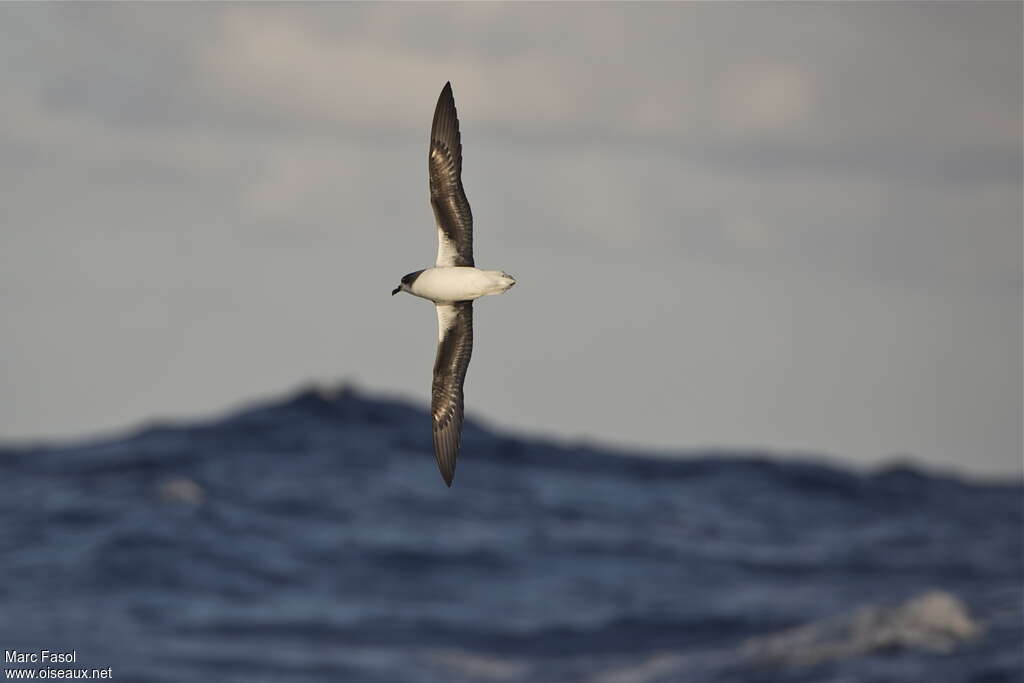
[{"left": 1, "top": 385, "right": 1020, "bottom": 682}]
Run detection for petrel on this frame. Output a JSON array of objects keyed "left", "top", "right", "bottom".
[{"left": 391, "top": 82, "right": 516, "bottom": 487}]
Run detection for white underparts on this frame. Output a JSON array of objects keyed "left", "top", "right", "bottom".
[
  {"left": 435, "top": 303, "right": 459, "bottom": 341},
  {"left": 409, "top": 267, "right": 516, "bottom": 304},
  {"left": 437, "top": 226, "right": 459, "bottom": 267}
]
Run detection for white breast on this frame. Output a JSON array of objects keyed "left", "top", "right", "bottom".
[{"left": 410, "top": 267, "right": 513, "bottom": 303}]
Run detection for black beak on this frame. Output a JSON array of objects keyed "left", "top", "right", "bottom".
[{"left": 391, "top": 287, "right": 401, "bottom": 296}]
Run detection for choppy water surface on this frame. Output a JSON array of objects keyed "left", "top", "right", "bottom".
[{"left": 1, "top": 386, "right": 1020, "bottom": 682}]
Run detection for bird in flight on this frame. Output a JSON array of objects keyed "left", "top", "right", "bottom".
[{"left": 392, "top": 82, "right": 516, "bottom": 487}]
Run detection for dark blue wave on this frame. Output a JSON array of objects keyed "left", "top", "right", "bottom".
[{"left": 0, "top": 384, "right": 1020, "bottom": 683}]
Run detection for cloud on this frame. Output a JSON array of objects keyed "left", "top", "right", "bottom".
[
  {"left": 718, "top": 63, "right": 815, "bottom": 140},
  {"left": 4, "top": 1, "right": 1019, "bottom": 288},
  {"left": 0, "top": 2, "right": 1019, "bottom": 474}
]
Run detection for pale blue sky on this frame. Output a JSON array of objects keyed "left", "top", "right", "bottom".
[{"left": 1, "top": 3, "right": 1020, "bottom": 476}]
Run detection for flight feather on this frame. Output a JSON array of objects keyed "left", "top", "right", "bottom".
[
  {"left": 429, "top": 82, "right": 474, "bottom": 268},
  {"left": 431, "top": 301, "right": 473, "bottom": 486}
]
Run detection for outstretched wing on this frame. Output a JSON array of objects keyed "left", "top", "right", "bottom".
[
  {"left": 429, "top": 82, "right": 474, "bottom": 268},
  {"left": 431, "top": 302, "right": 473, "bottom": 486}
]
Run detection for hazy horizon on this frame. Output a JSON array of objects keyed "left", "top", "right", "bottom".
[
  {"left": 5, "top": 378, "right": 1017, "bottom": 487},
  {"left": 1, "top": 3, "right": 1021, "bottom": 477}
]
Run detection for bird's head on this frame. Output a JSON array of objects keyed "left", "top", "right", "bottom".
[{"left": 392, "top": 270, "right": 425, "bottom": 296}]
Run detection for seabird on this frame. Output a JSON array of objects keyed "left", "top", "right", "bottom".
[{"left": 392, "top": 82, "right": 516, "bottom": 487}]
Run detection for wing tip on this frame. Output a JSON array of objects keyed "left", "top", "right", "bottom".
[
  {"left": 435, "top": 444, "right": 457, "bottom": 487},
  {"left": 437, "top": 81, "right": 454, "bottom": 108},
  {"left": 433, "top": 417, "right": 460, "bottom": 488}
]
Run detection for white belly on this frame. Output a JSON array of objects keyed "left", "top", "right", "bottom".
[{"left": 410, "top": 267, "right": 515, "bottom": 303}]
